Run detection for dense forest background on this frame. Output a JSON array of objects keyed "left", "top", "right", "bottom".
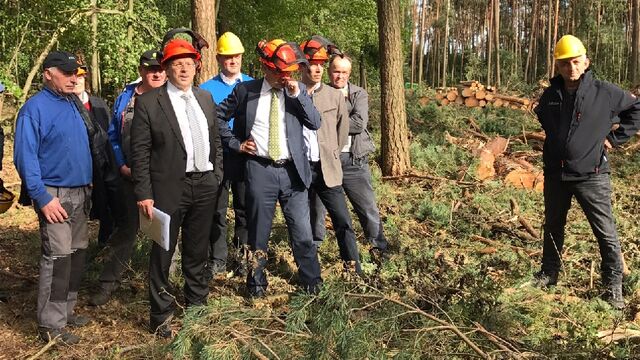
[{"left": 1, "top": 0, "right": 640, "bottom": 104}]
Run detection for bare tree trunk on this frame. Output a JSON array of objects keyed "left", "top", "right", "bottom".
[
  {"left": 546, "top": 0, "right": 552, "bottom": 79},
  {"left": 486, "top": 0, "right": 493, "bottom": 85},
  {"left": 494, "top": 0, "right": 500, "bottom": 87},
  {"left": 410, "top": 0, "right": 418, "bottom": 85},
  {"left": 359, "top": 52, "right": 368, "bottom": 90},
  {"left": 91, "top": 0, "right": 100, "bottom": 95},
  {"left": 127, "top": 0, "right": 134, "bottom": 41},
  {"left": 192, "top": 0, "right": 217, "bottom": 84},
  {"left": 550, "top": 0, "right": 559, "bottom": 77},
  {"left": 631, "top": 0, "right": 640, "bottom": 84},
  {"left": 442, "top": 0, "right": 450, "bottom": 87},
  {"left": 417, "top": 0, "right": 428, "bottom": 84},
  {"left": 377, "top": 0, "right": 411, "bottom": 176},
  {"left": 524, "top": 0, "right": 538, "bottom": 82}
]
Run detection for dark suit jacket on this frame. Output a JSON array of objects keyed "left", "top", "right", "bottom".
[
  {"left": 130, "top": 83, "right": 223, "bottom": 215},
  {"left": 217, "top": 79, "right": 321, "bottom": 188}
]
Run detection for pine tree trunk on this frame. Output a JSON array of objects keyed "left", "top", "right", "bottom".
[
  {"left": 494, "top": 0, "right": 500, "bottom": 86},
  {"left": 546, "top": 0, "right": 552, "bottom": 79},
  {"left": 377, "top": 0, "right": 411, "bottom": 176},
  {"left": 91, "top": 0, "right": 100, "bottom": 95},
  {"left": 192, "top": 0, "right": 217, "bottom": 84},
  {"left": 442, "top": 0, "right": 450, "bottom": 87},
  {"left": 525, "top": 0, "right": 538, "bottom": 83},
  {"left": 410, "top": 0, "right": 418, "bottom": 85},
  {"left": 417, "top": 0, "right": 428, "bottom": 84},
  {"left": 550, "top": 0, "right": 559, "bottom": 77},
  {"left": 631, "top": 0, "right": 640, "bottom": 85}
]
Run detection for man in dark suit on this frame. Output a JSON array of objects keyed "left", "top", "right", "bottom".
[
  {"left": 217, "top": 39, "right": 322, "bottom": 297},
  {"left": 130, "top": 38, "right": 223, "bottom": 337}
]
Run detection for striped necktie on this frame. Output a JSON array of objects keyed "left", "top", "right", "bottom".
[{"left": 181, "top": 93, "right": 207, "bottom": 171}]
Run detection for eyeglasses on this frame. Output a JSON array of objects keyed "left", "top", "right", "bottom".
[{"left": 170, "top": 62, "right": 197, "bottom": 70}]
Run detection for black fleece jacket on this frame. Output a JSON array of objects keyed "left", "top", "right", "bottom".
[{"left": 535, "top": 70, "right": 640, "bottom": 180}]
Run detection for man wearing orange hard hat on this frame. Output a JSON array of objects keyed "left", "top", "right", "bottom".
[
  {"left": 130, "top": 38, "right": 223, "bottom": 337},
  {"left": 532, "top": 34, "right": 640, "bottom": 310},
  {"left": 298, "top": 36, "right": 361, "bottom": 273},
  {"left": 216, "top": 38, "right": 323, "bottom": 297}
]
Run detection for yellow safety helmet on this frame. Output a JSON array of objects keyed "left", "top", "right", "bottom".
[
  {"left": 554, "top": 35, "right": 586, "bottom": 60},
  {"left": 217, "top": 32, "right": 245, "bottom": 55}
]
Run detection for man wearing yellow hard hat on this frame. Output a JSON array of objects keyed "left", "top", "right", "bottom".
[
  {"left": 532, "top": 34, "right": 640, "bottom": 309},
  {"left": 200, "top": 32, "right": 254, "bottom": 279}
]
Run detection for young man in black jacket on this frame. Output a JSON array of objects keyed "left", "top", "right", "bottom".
[{"left": 532, "top": 35, "right": 640, "bottom": 309}]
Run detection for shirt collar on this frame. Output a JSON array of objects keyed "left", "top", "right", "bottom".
[
  {"left": 309, "top": 82, "right": 321, "bottom": 94},
  {"left": 260, "top": 79, "right": 277, "bottom": 95},
  {"left": 167, "top": 80, "right": 193, "bottom": 98},
  {"left": 220, "top": 72, "right": 243, "bottom": 86}
]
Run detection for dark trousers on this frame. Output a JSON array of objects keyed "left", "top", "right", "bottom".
[
  {"left": 209, "top": 179, "right": 248, "bottom": 265},
  {"left": 245, "top": 158, "right": 322, "bottom": 293},
  {"left": 311, "top": 153, "right": 388, "bottom": 250},
  {"left": 149, "top": 172, "right": 218, "bottom": 328},
  {"left": 98, "top": 179, "right": 139, "bottom": 287},
  {"left": 541, "top": 173, "right": 623, "bottom": 286},
  {"left": 308, "top": 162, "right": 361, "bottom": 272},
  {"left": 36, "top": 186, "right": 91, "bottom": 329}
]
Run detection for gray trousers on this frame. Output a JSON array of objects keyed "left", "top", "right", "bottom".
[
  {"left": 541, "top": 173, "right": 623, "bottom": 286},
  {"left": 36, "top": 186, "right": 91, "bottom": 329},
  {"left": 311, "top": 153, "right": 388, "bottom": 250}
]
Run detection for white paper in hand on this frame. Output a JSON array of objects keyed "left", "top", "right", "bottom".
[{"left": 139, "top": 207, "right": 171, "bottom": 251}]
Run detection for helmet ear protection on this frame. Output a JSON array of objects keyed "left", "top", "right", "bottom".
[
  {"left": 301, "top": 35, "right": 343, "bottom": 62},
  {"left": 256, "top": 39, "right": 309, "bottom": 72},
  {"left": 161, "top": 28, "right": 209, "bottom": 71}
]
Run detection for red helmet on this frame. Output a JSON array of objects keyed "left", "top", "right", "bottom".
[
  {"left": 161, "top": 39, "right": 201, "bottom": 65},
  {"left": 256, "top": 39, "right": 308, "bottom": 72},
  {"left": 300, "top": 36, "right": 343, "bottom": 63}
]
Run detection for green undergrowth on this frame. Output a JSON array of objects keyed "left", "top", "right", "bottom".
[{"left": 168, "top": 96, "right": 640, "bottom": 358}]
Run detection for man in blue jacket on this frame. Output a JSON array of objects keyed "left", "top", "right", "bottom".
[
  {"left": 532, "top": 35, "right": 640, "bottom": 309},
  {"left": 200, "top": 32, "right": 253, "bottom": 278},
  {"left": 14, "top": 51, "right": 92, "bottom": 344},
  {"left": 89, "top": 50, "right": 166, "bottom": 306}
]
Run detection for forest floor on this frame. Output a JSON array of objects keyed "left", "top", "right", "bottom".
[{"left": 3, "top": 92, "right": 640, "bottom": 359}]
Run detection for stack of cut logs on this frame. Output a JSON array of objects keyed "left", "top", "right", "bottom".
[{"left": 434, "top": 80, "right": 532, "bottom": 110}]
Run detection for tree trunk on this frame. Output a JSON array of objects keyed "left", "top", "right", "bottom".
[
  {"left": 550, "top": 0, "right": 559, "bottom": 77},
  {"left": 494, "top": 0, "right": 500, "bottom": 87},
  {"left": 127, "top": 0, "right": 135, "bottom": 41},
  {"left": 410, "top": 0, "right": 418, "bottom": 85},
  {"left": 417, "top": 0, "right": 428, "bottom": 84},
  {"left": 377, "top": 0, "right": 411, "bottom": 176},
  {"left": 359, "top": 52, "right": 368, "bottom": 90},
  {"left": 546, "top": 0, "right": 552, "bottom": 79},
  {"left": 91, "top": 0, "right": 100, "bottom": 95},
  {"left": 486, "top": 0, "right": 493, "bottom": 85},
  {"left": 631, "top": 0, "right": 640, "bottom": 85},
  {"left": 442, "top": 0, "right": 450, "bottom": 87},
  {"left": 524, "top": 0, "right": 538, "bottom": 82},
  {"left": 192, "top": 0, "right": 217, "bottom": 84}
]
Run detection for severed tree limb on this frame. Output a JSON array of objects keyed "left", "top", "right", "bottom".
[
  {"left": 230, "top": 330, "right": 269, "bottom": 360},
  {"left": 26, "top": 338, "right": 58, "bottom": 360},
  {"left": 470, "top": 235, "right": 539, "bottom": 256},
  {"left": 345, "top": 292, "right": 490, "bottom": 359},
  {"left": 0, "top": 269, "right": 38, "bottom": 283}
]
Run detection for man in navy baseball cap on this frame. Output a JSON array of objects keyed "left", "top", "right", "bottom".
[{"left": 42, "top": 51, "right": 82, "bottom": 73}]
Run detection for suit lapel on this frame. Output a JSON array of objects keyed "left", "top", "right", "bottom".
[
  {"left": 157, "top": 85, "right": 186, "bottom": 153},
  {"left": 193, "top": 87, "right": 214, "bottom": 130},
  {"left": 245, "top": 79, "right": 263, "bottom": 136}
]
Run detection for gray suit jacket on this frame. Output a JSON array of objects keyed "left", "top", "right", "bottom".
[
  {"left": 311, "top": 84, "right": 349, "bottom": 187},
  {"left": 342, "top": 82, "right": 375, "bottom": 159},
  {"left": 130, "top": 83, "right": 223, "bottom": 215},
  {"left": 217, "top": 79, "right": 321, "bottom": 188}
]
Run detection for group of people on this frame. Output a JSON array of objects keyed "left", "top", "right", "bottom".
[
  {"left": 12, "top": 29, "right": 390, "bottom": 343},
  {"left": 11, "top": 29, "right": 640, "bottom": 345}
]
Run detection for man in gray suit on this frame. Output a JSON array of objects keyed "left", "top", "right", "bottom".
[
  {"left": 217, "top": 39, "right": 322, "bottom": 297},
  {"left": 311, "top": 55, "right": 389, "bottom": 263},
  {"left": 300, "top": 36, "right": 361, "bottom": 272}
]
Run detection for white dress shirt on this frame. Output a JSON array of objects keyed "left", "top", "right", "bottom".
[
  {"left": 250, "top": 80, "right": 294, "bottom": 160},
  {"left": 166, "top": 81, "right": 213, "bottom": 172},
  {"left": 303, "top": 83, "right": 321, "bottom": 162},
  {"left": 220, "top": 72, "right": 242, "bottom": 86}
]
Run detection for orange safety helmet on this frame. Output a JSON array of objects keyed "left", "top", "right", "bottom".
[
  {"left": 256, "top": 39, "right": 308, "bottom": 72},
  {"left": 300, "top": 35, "right": 343, "bottom": 63},
  {"left": 161, "top": 38, "right": 201, "bottom": 65}
]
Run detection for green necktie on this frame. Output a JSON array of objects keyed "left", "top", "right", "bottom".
[{"left": 268, "top": 88, "right": 281, "bottom": 159}]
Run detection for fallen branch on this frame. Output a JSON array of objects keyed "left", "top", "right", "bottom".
[
  {"left": 382, "top": 172, "right": 477, "bottom": 186},
  {"left": 470, "top": 235, "right": 539, "bottom": 256},
  {"left": 26, "top": 338, "right": 58, "bottom": 360},
  {"left": 345, "top": 292, "right": 490, "bottom": 359},
  {"left": 230, "top": 330, "right": 269, "bottom": 360},
  {"left": 518, "top": 216, "right": 539, "bottom": 239}
]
